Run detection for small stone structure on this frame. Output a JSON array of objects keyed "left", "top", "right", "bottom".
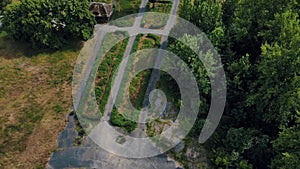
[{"left": 89, "top": 2, "right": 114, "bottom": 22}]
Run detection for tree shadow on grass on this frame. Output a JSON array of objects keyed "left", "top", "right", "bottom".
[
  {"left": 0, "top": 31, "right": 83, "bottom": 59},
  {"left": 157, "top": 0, "right": 172, "bottom": 4}
]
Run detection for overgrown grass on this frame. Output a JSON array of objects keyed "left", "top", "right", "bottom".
[
  {"left": 128, "top": 35, "right": 159, "bottom": 109},
  {"left": 141, "top": 1, "right": 173, "bottom": 29},
  {"left": 109, "top": 34, "right": 160, "bottom": 132},
  {"left": 145, "top": 72, "right": 181, "bottom": 138},
  {"left": 73, "top": 112, "right": 86, "bottom": 146},
  {"left": 110, "top": 0, "right": 142, "bottom": 27},
  {"left": 110, "top": 106, "right": 137, "bottom": 133},
  {"left": 130, "top": 34, "right": 143, "bottom": 54},
  {"left": 128, "top": 34, "right": 161, "bottom": 109},
  {"left": 129, "top": 70, "right": 152, "bottom": 109}
]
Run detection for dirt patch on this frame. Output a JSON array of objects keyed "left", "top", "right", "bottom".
[{"left": 17, "top": 110, "right": 66, "bottom": 168}]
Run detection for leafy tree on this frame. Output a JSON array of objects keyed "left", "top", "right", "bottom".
[
  {"left": 224, "top": 55, "right": 253, "bottom": 125},
  {"left": 271, "top": 125, "right": 300, "bottom": 169},
  {"left": 214, "top": 149, "right": 253, "bottom": 169},
  {"left": 168, "top": 34, "right": 211, "bottom": 113},
  {"left": 248, "top": 10, "right": 300, "bottom": 127},
  {"left": 168, "top": 33, "right": 229, "bottom": 142},
  {"left": 2, "top": 0, "right": 96, "bottom": 48},
  {"left": 178, "top": 1, "right": 227, "bottom": 53},
  {"left": 180, "top": 0, "right": 223, "bottom": 34},
  {"left": 170, "top": 1, "right": 300, "bottom": 169},
  {"left": 226, "top": 128, "right": 271, "bottom": 168},
  {"left": 0, "top": 0, "right": 10, "bottom": 15},
  {"left": 224, "top": 0, "right": 297, "bottom": 60}
]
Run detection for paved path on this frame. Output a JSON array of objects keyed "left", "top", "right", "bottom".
[
  {"left": 103, "top": 0, "right": 180, "bottom": 126},
  {"left": 48, "top": 0, "right": 182, "bottom": 168},
  {"left": 102, "top": 0, "right": 148, "bottom": 121},
  {"left": 134, "top": 0, "right": 180, "bottom": 138}
]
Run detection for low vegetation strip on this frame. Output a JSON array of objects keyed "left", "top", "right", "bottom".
[
  {"left": 146, "top": 71, "right": 181, "bottom": 138},
  {"left": 112, "top": 0, "right": 142, "bottom": 19},
  {"left": 95, "top": 31, "right": 129, "bottom": 114},
  {"left": 155, "top": 71, "right": 181, "bottom": 110},
  {"left": 129, "top": 34, "right": 161, "bottom": 108},
  {"left": 110, "top": 106, "right": 137, "bottom": 133},
  {"left": 110, "top": 34, "right": 161, "bottom": 133},
  {"left": 129, "top": 70, "right": 152, "bottom": 109},
  {"left": 74, "top": 31, "right": 130, "bottom": 134},
  {"left": 121, "top": 33, "right": 161, "bottom": 110}
]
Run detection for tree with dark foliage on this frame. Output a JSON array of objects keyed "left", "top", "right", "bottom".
[{"left": 0, "top": 0, "right": 11, "bottom": 15}]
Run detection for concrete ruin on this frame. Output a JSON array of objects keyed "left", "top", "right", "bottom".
[{"left": 89, "top": 2, "right": 114, "bottom": 22}]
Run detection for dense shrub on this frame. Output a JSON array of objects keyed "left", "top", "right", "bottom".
[
  {"left": 2, "top": 0, "right": 96, "bottom": 48},
  {"left": 110, "top": 107, "right": 137, "bottom": 133}
]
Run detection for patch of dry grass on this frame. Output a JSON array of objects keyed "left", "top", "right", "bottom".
[{"left": 0, "top": 32, "right": 78, "bottom": 168}]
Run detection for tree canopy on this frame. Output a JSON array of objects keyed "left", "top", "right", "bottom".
[
  {"left": 2, "top": 0, "right": 96, "bottom": 48},
  {"left": 171, "top": 0, "right": 300, "bottom": 168},
  {"left": 0, "top": 0, "right": 10, "bottom": 15}
]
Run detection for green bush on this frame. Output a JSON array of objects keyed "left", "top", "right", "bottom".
[
  {"left": 2, "top": 0, "right": 96, "bottom": 48},
  {"left": 147, "top": 33, "right": 161, "bottom": 46},
  {"left": 110, "top": 107, "right": 137, "bottom": 133}
]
